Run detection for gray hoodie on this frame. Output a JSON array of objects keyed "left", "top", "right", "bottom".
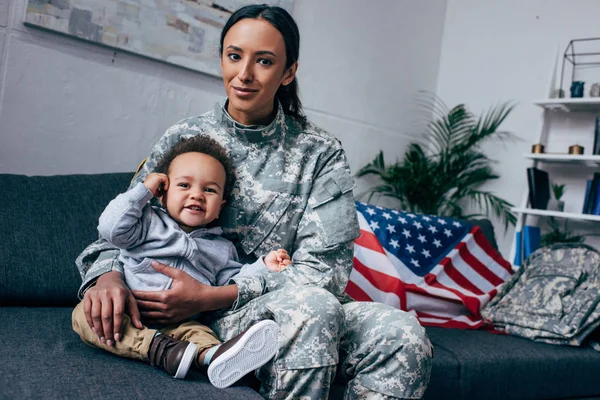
[{"left": 98, "top": 182, "right": 268, "bottom": 291}]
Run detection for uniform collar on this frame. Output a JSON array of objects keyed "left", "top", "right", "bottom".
[{"left": 214, "top": 98, "right": 285, "bottom": 142}]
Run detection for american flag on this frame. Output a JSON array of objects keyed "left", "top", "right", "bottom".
[{"left": 346, "top": 202, "right": 513, "bottom": 329}]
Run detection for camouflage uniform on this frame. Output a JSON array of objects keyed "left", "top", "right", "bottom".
[{"left": 76, "top": 100, "right": 432, "bottom": 399}]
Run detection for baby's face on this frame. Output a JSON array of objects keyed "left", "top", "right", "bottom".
[{"left": 163, "top": 152, "right": 226, "bottom": 233}]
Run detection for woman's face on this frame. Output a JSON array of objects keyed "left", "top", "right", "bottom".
[{"left": 221, "top": 18, "right": 297, "bottom": 125}]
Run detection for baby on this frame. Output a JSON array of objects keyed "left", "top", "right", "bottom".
[{"left": 72, "top": 135, "right": 290, "bottom": 388}]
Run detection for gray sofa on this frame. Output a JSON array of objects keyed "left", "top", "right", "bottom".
[{"left": 2, "top": 172, "right": 600, "bottom": 400}]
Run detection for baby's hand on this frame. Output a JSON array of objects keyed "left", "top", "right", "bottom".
[
  {"left": 264, "top": 249, "right": 291, "bottom": 272},
  {"left": 144, "top": 173, "right": 169, "bottom": 197}
]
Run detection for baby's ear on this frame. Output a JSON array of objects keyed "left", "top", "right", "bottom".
[
  {"left": 158, "top": 193, "right": 167, "bottom": 208},
  {"left": 220, "top": 199, "right": 226, "bottom": 211}
]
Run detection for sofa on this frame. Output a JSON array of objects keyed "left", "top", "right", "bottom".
[{"left": 2, "top": 172, "right": 600, "bottom": 400}]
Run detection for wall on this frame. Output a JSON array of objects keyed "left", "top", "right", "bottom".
[
  {"left": 435, "top": 0, "right": 600, "bottom": 257},
  {"left": 0, "top": 0, "right": 447, "bottom": 191}
]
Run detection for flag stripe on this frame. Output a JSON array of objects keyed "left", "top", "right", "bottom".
[
  {"left": 348, "top": 268, "right": 402, "bottom": 309},
  {"left": 456, "top": 238, "right": 503, "bottom": 288},
  {"left": 352, "top": 258, "right": 406, "bottom": 308},
  {"left": 345, "top": 277, "right": 373, "bottom": 303}
]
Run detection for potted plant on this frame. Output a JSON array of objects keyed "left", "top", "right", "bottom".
[
  {"left": 548, "top": 183, "right": 566, "bottom": 212},
  {"left": 540, "top": 217, "right": 584, "bottom": 246},
  {"left": 357, "top": 96, "right": 516, "bottom": 230}
]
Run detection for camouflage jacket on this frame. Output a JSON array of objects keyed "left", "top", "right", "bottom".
[
  {"left": 76, "top": 100, "right": 361, "bottom": 310},
  {"left": 481, "top": 244, "right": 600, "bottom": 348}
]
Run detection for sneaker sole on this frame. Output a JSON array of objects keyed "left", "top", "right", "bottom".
[
  {"left": 174, "top": 342, "right": 198, "bottom": 379},
  {"left": 208, "top": 320, "right": 279, "bottom": 389}
]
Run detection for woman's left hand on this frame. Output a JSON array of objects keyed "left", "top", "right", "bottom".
[{"left": 132, "top": 261, "right": 237, "bottom": 325}]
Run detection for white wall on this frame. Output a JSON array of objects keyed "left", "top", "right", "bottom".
[
  {"left": 436, "top": 0, "right": 600, "bottom": 257},
  {"left": 0, "top": 0, "right": 447, "bottom": 188}
]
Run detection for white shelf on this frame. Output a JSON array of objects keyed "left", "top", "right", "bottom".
[
  {"left": 512, "top": 207, "right": 600, "bottom": 222},
  {"left": 523, "top": 153, "right": 600, "bottom": 165},
  {"left": 533, "top": 98, "right": 600, "bottom": 112}
]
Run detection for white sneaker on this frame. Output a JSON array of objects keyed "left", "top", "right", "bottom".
[{"left": 207, "top": 320, "right": 279, "bottom": 388}]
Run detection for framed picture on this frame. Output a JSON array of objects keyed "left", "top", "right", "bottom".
[{"left": 24, "top": 0, "right": 295, "bottom": 77}]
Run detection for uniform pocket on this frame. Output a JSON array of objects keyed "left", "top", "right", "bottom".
[
  {"left": 239, "top": 193, "right": 292, "bottom": 255},
  {"left": 508, "top": 265, "right": 585, "bottom": 318},
  {"left": 310, "top": 168, "right": 360, "bottom": 247}
]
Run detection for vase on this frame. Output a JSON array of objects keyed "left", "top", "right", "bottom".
[{"left": 547, "top": 199, "right": 565, "bottom": 212}]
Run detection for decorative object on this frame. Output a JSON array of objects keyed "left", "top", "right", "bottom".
[
  {"left": 357, "top": 95, "right": 516, "bottom": 230},
  {"left": 23, "top": 0, "right": 294, "bottom": 77},
  {"left": 568, "top": 144, "right": 584, "bottom": 154},
  {"left": 558, "top": 38, "right": 600, "bottom": 99},
  {"left": 570, "top": 81, "right": 585, "bottom": 98},
  {"left": 531, "top": 144, "right": 545, "bottom": 154},
  {"left": 547, "top": 183, "right": 565, "bottom": 212},
  {"left": 591, "top": 83, "right": 600, "bottom": 97}
]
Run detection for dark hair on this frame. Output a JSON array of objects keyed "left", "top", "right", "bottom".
[
  {"left": 155, "top": 135, "right": 235, "bottom": 199},
  {"left": 219, "top": 4, "right": 306, "bottom": 125}
]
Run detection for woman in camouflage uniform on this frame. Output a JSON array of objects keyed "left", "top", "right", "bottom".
[{"left": 76, "top": 5, "right": 432, "bottom": 399}]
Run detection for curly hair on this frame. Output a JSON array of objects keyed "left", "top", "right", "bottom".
[{"left": 155, "top": 135, "right": 235, "bottom": 199}]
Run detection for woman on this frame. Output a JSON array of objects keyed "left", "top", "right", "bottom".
[{"left": 76, "top": 5, "right": 432, "bottom": 399}]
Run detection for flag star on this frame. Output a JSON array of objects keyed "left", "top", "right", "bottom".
[
  {"left": 452, "top": 221, "right": 461, "bottom": 228},
  {"left": 366, "top": 208, "right": 376, "bottom": 216},
  {"left": 410, "top": 258, "right": 420, "bottom": 268},
  {"left": 406, "top": 244, "right": 415, "bottom": 254},
  {"left": 437, "top": 219, "right": 447, "bottom": 225},
  {"left": 433, "top": 239, "right": 442, "bottom": 248},
  {"left": 376, "top": 206, "right": 383, "bottom": 210},
  {"left": 391, "top": 209, "right": 399, "bottom": 214},
  {"left": 386, "top": 224, "right": 396, "bottom": 234},
  {"left": 428, "top": 225, "right": 438, "bottom": 234},
  {"left": 422, "top": 216, "right": 431, "bottom": 221},
  {"left": 369, "top": 221, "right": 380, "bottom": 231},
  {"left": 406, "top": 213, "right": 416, "bottom": 218},
  {"left": 413, "top": 221, "right": 423, "bottom": 229},
  {"left": 417, "top": 234, "right": 427, "bottom": 243},
  {"left": 444, "top": 228, "right": 453, "bottom": 237},
  {"left": 422, "top": 249, "right": 431, "bottom": 258},
  {"left": 382, "top": 212, "right": 392, "bottom": 220},
  {"left": 398, "top": 216, "right": 407, "bottom": 224},
  {"left": 389, "top": 239, "right": 399, "bottom": 249},
  {"left": 402, "top": 229, "right": 412, "bottom": 239}
]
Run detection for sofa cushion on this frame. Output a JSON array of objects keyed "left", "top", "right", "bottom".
[
  {"left": 424, "top": 327, "right": 600, "bottom": 400},
  {"left": 1, "top": 173, "right": 132, "bottom": 306},
  {"left": 1, "top": 307, "right": 262, "bottom": 399}
]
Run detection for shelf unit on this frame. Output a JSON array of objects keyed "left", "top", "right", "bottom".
[
  {"left": 522, "top": 154, "right": 600, "bottom": 165},
  {"left": 509, "top": 97, "right": 600, "bottom": 266},
  {"left": 511, "top": 207, "right": 600, "bottom": 222},
  {"left": 533, "top": 98, "right": 600, "bottom": 112}
]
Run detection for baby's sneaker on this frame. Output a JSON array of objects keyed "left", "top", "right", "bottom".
[
  {"left": 207, "top": 320, "right": 279, "bottom": 388},
  {"left": 148, "top": 333, "right": 197, "bottom": 379}
]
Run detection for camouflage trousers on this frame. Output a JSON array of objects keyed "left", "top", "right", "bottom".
[{"left": 205, "top": 286, "right": 433, "bottom": 399}]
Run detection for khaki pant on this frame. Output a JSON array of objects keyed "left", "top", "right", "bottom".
[{"left": 71, "top": 301, "right": 221, "bottom": 362}]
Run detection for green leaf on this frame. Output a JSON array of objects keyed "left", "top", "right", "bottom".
[{"left": 357, "top": 94, "right": 517, "bottom": 229}]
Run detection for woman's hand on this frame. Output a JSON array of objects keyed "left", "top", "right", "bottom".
[
  {"left": 132, "top": 261, "right": 239, "bottom": 325},
  {"left": 82, "top": 270, "right": 143, "bottom": 346}
]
